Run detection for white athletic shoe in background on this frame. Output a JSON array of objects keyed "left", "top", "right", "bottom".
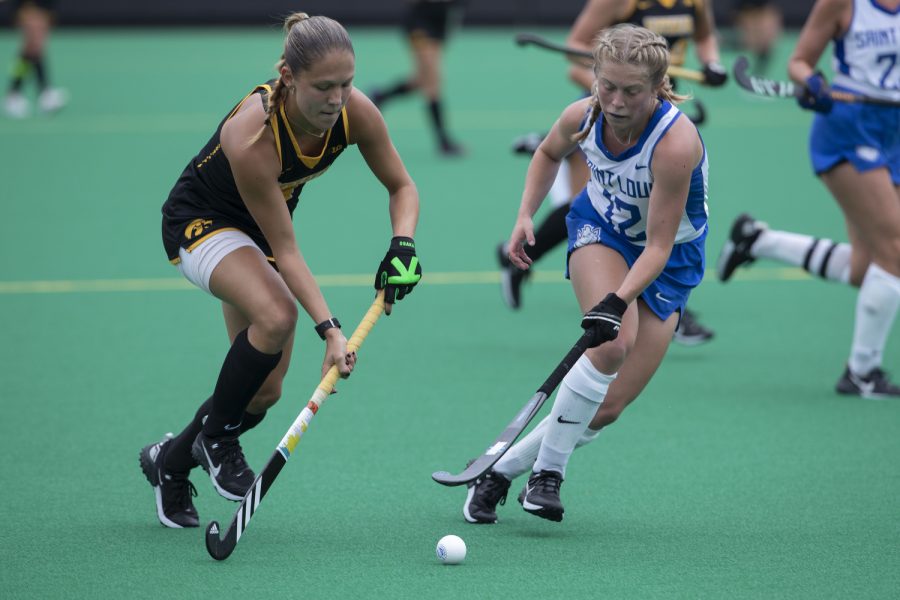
[
  {"left": 38, "top": 88, "right": 68, "bottom": 114},
  {"left": 4, "top": 92, "right": 30, "bottom": 119}
]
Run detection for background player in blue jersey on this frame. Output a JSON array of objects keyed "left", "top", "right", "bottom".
[
  {"left": 465, "top": 24, "right": 709, "bottom": 523},
  {"left": 499, "top": 0, "right": 725, "bottom": 346},
  {"left": 140, "top": 13, "right": 422, "bottom": 528},
  {"left": 717, "top": 0, "right": 900, "bottom": 398}
]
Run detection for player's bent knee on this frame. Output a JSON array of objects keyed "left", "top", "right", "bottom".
[{"left": 253, "top": 301, "right": 298, "bottom": 345}]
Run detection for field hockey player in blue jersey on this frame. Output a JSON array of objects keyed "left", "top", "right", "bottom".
[
  {"left": 499, "top": 0, "right": 725, "bottom": 347},
  {"left": 465, "top": 23, "right": 710, "bottom": 523},
  {"left": 717, "top": 0, "right": 900, "bottom": 398}
]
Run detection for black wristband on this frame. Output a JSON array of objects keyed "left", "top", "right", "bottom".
[
  {"left": 603, "top": 293, "right": 628, "bottom": 315},
  {"left": 314, "top": 317, "right": 341, "bottom": 340}
]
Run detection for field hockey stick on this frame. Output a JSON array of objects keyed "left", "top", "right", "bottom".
[
  {"left": 204, "top": 292, "right": 385, "bottom": 560},
  {"left": 431, "top": 329, "right": 596, "bottom": 486},
  {"left": 732, "top": 55, "right": 900, "bottom": 107},
  {"left": 514, "top": 32, "right": 707, "bottom": 84}
]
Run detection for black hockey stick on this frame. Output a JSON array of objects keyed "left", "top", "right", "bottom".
[
  {"left": 515, "top": 32, "right": 707, "bottom": 84},
  {"left": 204, "top": 293, "right": 385, "bottom": 560},
  {"left": 733, "top": 55, "right": 900, "bottom": 107},
  {"left": 431, "top": 329, "right": 596, "bottom": 486}
]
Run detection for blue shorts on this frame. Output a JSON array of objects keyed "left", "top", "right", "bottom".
[
  {"left": 809, "top": 87, "right": 900, "bottom": 183},
  {"left": 564, "top": 190, "right": 707, "bottom": 323}
]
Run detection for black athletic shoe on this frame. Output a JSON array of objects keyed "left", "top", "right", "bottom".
[
  {"left": 439, "top": 139, "right": 466, "bottom": 157},
  {"left": 497, "top": 242, "right": 529, "bottom": 310},
  {"left": 463, "top": 469, "right": 511, "bottom": 524},
  {"left": 191, "top": 432, "right": 255, "bottom": 501},
  {"left": 139, "top": 434, "right": 199, "bottom": 528},
  {"left": 511, "top": 131, "right": 545, "bottom": 156},
  {"left": 519, "top": 470, "right": 564, "bottom": 522},
  {"left": 835, "top": 366, "right": 900, "bottom": 399},
  {"left": 717, "top": 213, "right": 767, "bottom": 282},
  {"left": 672, "top": 309, "right": 715, "bottom": 346}
]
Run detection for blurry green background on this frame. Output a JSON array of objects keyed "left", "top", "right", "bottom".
[{"left": 0, "top": 27, "right": 897, "bottom": 599}]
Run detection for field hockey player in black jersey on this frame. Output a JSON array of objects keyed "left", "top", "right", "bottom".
[{"left": 139, "top": 12, "right": 422, "bottom": 528}]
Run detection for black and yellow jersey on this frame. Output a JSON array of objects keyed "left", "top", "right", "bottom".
[
  {"left": 161, "top": 81, "right": 350, "bottom": 264},
  {"left": 622, "top": 0, "right": 706, "bottom": 66}
]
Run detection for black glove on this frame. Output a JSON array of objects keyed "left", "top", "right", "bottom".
[
  {"left": 581, "top": 293, "right": 628, "bottom": 348},
  {"left": 798, "top": 72, "right": 834, "bottom": 114},
  {"left": 702, "top": 62, "right": 728, "bottom": 87},
  {"left": 374, "top": 236, "right": 422, "bottom": 304}
]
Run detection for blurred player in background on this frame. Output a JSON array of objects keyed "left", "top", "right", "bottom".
[
  {"left": 498, "top": 0, "right": 725, "bottom": 346},
  {"left": 717, "top": 0, "right": 900, "bottom": 398},
  {"left": 734, "top": 0, "right": 783, "bottom": 75},
  {"left": 140, "top": 13, "right": 422, "bottom": 528},
  {"left": 369, "top": 0, "right": 465, "bottom": 156},
  {"left": 3, "top": 0, "right": 67, "bottom": 118},
  {"left": 465, "top": 24, "right": 710, "bottom": 524}
]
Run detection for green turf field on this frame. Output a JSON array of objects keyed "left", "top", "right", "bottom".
[{"left": 1, "top": 27, "right": 898, "bottom": 599}]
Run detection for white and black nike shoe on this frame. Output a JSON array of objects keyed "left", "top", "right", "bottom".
[
  {"left": 463, "top": 469, "right": 511, "bottom": 524},
  {"left": 519, "top": 470, "right": 564, "bottom": 522},
  {"left": 191, "top": 432, "right": 255, "bottom": 501},
  {"left": 511, "top": 131, "right": 545, "bottom": 156},
  {"left": 717, "top": 213, "right": 767, "bottom": 282},
  {"left": 139, "top": 434, "right": 199, "bottom": 528},
  {"left": 836, "top": 366, "right": 900, "bottom": 399}
]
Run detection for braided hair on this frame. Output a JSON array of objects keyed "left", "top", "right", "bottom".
[{"left": 572, "top": 24, "right": 690, "bottom": 143}]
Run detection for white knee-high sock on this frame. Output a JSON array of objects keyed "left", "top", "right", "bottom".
[
  {"left": 848, "top": 264, "right": 900, "bottom": 375},
  {"left": 532, "top": 356, "right": 615, "bottom": 478},
  {"left": 753, "top": 230, "right": 851, "bottom": 284},
  {"left": 493, "top": 416, "right": 550, "bottom": 481},
  {"left": 494, "top": 419, "right": 604, "bottom": 481}
]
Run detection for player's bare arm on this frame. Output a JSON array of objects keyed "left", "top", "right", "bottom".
[
  {"left": 566, "top": 0, "right": 627, "bottom": 89},
  {"left": 692, "top": 0, "right": 723, "bottom": 65},
  {"left": 508, "top": 98, "right": 590, "bottom": 269},
  {"left": 788, "top": 0, "right": 849, "bottom": 83},
  {"left": 347, "top": 90, "right": 419, "bottom": 238}
]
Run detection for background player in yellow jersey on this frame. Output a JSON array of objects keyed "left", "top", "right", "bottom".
[
  {"left": 499, "top": 0, "right": 725, "bottom": 346},
  {"left": 139, "top": 12, "right": 422, "bottom": 528}
]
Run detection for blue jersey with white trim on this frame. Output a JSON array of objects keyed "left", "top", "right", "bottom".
[
  {"left": 832, "top": 0, "right": 900, "bottom": 102},
  {"left": 577, "top": 100, "right": 708, "bottom": 247}
]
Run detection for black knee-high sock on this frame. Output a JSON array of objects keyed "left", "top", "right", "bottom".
[
  {"left": 525, "top": 203, "right": 570, "bottom": 263},
  {"left": 165, "top": 397, "right": 214, "bottom": 472},
  {"left": 25, "top": 54, "right": 46, "bottom": 90},
  {"left": 202, "top": 328, "right": 282, "bottom": 438},
  {"left": 428, "top": 99, "right": 452, "bottom": 145},
  {"left": 164, "top": 402, "right": 270, "bottom": 472},
  {"left": 8, "top": 54, "right": 29, "bottom": 92},
  {"left": 240, "top": 410, "right": 267, "bottom": 434},
  {"left": 377, "top": 79, "right": 415, "bottom": 104}
]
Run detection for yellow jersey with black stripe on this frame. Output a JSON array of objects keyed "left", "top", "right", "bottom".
[
  {"left": 622, "top": 0, "right": 705, "bottom": 66},
  {"left": 161, "top": 81, "right": 350, "bottom": 264}
]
